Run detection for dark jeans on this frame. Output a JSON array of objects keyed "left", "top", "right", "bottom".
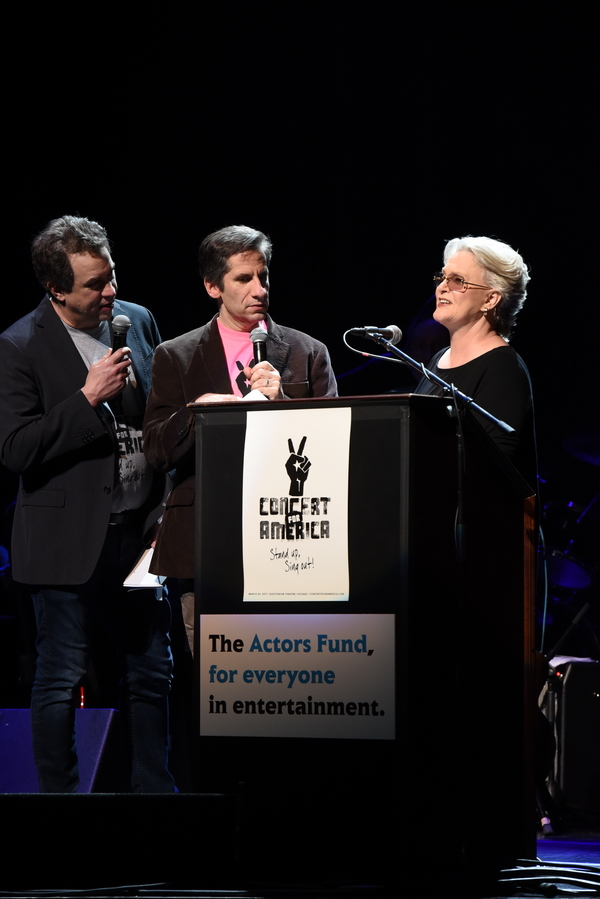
[{"left": 30, "top": 518, "right": 175, "bottom": 793}]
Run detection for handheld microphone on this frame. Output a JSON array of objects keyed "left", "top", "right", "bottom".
[
  {"left": 250, "top": 326, "right": 268, "bottom": 363},
  {"left": 350, "top": 325, "right": 403, "bottom": 345},
  {"left": 111, "top": 315, "right": 132, "bottom": 352},
  {"left": 111, "top": 314, "right": 135, "bottom": 388}
]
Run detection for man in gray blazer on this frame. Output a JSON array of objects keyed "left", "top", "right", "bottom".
[
  {"left": 0, "top": 216, "right": 175, "bottom": 792},
  {"left": 143, "top": 224, "right": 337, "bottom": 585}
]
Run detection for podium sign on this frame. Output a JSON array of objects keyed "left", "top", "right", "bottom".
[
  {"left": 200, "top": 613, "right": 395, "bottom": 739},
  {"left": 241, "top": 406, "right": 351, "bottom": 602}
]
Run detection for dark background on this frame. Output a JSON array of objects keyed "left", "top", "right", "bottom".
[
  {"left": 2, "top": 9, "right": 597, "bottom": 551},
  {"left": 0, "top": 8, "right": 599, "bottom": 842}
]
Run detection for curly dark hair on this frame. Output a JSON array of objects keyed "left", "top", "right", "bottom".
[
  {"left": 199, "top": 225, "right": 272, "bottom": 291},
  {"left": 31, "top": 215, "right": 111, "bottom": 294}
]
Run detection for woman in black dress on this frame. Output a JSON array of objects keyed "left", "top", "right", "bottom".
[{"left": 417, "top": 235, "right": 535, "bottom": 486}]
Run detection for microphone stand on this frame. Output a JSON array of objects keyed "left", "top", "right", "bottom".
[
  {"left": 362, "top": 329, "right": 514, "bottom": 435},
  {"left": 349, "top": 328, "right": 514, "bottom": 564}
]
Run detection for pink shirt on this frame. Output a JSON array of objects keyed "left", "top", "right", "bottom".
[{"left": 217, "top": 319, "right": 268, "bottom": 397}]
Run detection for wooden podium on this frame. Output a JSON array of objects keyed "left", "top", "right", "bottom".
[{"left": 191, "top": 393, "right": 537, "bottom": 888}]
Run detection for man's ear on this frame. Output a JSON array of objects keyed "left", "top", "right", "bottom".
[
  {"left": 204, "top": 279, "right": 222, "bottom": 301},
  {"left": 47, "top": 282, "right": 65, "bottom": 303}
]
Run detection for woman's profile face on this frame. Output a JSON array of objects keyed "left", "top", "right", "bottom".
[{"left": 434, "top": 251, "right": 493, "bottom": 332}]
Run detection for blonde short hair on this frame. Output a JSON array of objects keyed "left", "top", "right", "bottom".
[{"left": 444, "top": 236, "right": 530, "bottom": 339}]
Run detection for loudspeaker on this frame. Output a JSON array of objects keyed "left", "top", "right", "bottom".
[
  {"left": 554, "top": 661, "right": 600, "bottom": 816},
  {"left": 0, "top": 708, "right": 120, "bottom": 792}
]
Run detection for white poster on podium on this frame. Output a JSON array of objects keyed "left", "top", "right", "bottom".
[{"left": 242, "top": 406, "right": 351, "bottom": 602}]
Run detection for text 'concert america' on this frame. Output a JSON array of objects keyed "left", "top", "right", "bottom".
[{"left": 258, "top": 496, "right": 331, "bottom": 540}]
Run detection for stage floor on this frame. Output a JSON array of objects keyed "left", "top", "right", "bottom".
[
  {"left": 537, "top": 830, "right": 600, "bottom": 863},
  {"left": 485, "top": 830, "right": 600, "bottom": 899}
]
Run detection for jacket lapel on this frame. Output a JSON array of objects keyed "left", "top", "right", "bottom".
[
  {"left": 34, "top": 296, "right": 91, "bottom": 391},
  {"left": 265, "top": 317, "right": 292, "bottom": 376},
  {"left": 187, "top": 316, "right": 232, "bottom": 397}
]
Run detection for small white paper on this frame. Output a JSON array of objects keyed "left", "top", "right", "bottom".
[
  {"left": 124, "top": 548, "right": 166, "bottom": 588},
  {"left": 242, "top": 390, "right": 268, "bottom": 402}
]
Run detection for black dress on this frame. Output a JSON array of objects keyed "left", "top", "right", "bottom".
[{"left": 416, "top": 345, "right": 537, "bottom": 489}]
